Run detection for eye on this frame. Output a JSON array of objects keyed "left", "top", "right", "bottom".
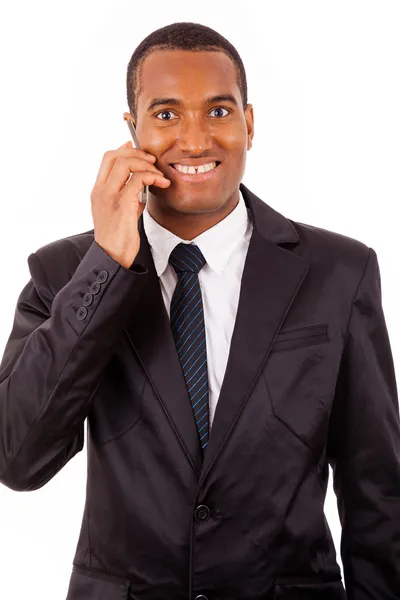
[
  {"left": 209, "top": 107, "right": 230, "bottom": 118},
  {"left": 155, "top": 110, "right": 178, "bottom": 121}
]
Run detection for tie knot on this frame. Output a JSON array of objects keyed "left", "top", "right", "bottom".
[{"left": 169, "top": 243, "right": 206, "bottom": 274}]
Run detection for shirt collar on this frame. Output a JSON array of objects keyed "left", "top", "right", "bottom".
[{"left": 142, "top": 189, "right": 250, "bottom": 277}]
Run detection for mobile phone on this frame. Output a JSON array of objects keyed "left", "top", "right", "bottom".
[{"left": 125, "top": 119, "right": 149, "bottom": 204}]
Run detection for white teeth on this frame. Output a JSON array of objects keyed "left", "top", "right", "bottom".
[{"left": 173, "top": 161, "right": 217, "bottom": 174}]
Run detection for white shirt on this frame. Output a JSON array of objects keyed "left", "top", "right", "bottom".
[{"left": 142, "top": 190, "right": 254, "bottom": 427}]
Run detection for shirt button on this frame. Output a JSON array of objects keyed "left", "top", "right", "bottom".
[{"left": 194, "top": 505, "right": 210, "bottom": 523}]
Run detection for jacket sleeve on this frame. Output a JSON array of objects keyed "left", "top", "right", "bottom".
[
  {"left": 327, "top": 247, "right": 400, "bottom": 599},
  {"left": 0, "top": 241, "right": 147, "bottom": 492}
]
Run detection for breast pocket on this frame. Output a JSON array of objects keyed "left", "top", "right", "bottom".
[
  {"left": 265, "top": 323, "right": 332, "bottom": 455},
  {"left": 271, "top": 324, "right": 329, "bottom": 353}
]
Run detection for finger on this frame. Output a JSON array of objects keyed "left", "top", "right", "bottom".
[
  {"left": 95, "top": 146, "right": 156, "bottom": 186},
  {"left": 122, "top": 171, "right": 171, "bottom": 199},
  {"left": 107, "top": 157, "right": 165, "bottom": 193},
  {"left": 111, "top": 147, "right": 156, "bottom": 162}
]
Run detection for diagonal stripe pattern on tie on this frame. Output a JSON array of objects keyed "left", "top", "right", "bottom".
[{"left": 169, "top": 243, "right": 209, "bottom": 453}]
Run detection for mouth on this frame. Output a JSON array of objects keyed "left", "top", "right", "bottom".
[{"left": 168, "top": 161, "right": 222, "bottom": 183}]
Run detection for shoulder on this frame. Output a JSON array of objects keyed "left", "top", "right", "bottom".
[
  {"left": 32, "top": 228, "right": 94, "bottom": 268},
  {"left": 289, "top": 218, "right": 371, "bottom": 273},
  {"left": 27, "top": 228, "right": 95, "bottom": 297}
]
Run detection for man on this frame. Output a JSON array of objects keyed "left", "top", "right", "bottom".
[{"left": 0, "top": 21, "right": 399, "bottom": 600}]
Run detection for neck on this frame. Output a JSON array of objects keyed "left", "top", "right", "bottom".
[{"left": 146, "top": 190, "right": 240, "bottom": 240}]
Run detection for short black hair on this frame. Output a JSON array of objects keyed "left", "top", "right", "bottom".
[{"left": 126, "top": 22, "right": 248, "bottom": 121}]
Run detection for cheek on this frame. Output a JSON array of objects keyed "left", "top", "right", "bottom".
[
  {"left": 135, "top": 122, "right": 167, "bottom": 154},
  {"left": 226, "top": 139, "right": 248, "bottom": 169},
  {"left": 142, "top": 135, "right": 166, "bottom": 154},
  {"left": 217, "top": 126, "right": 248, "bottom": 159}
]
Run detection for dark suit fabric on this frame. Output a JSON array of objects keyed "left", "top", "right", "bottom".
[{"left": 0, "top": 184, "right": 399, "bottom": 599}]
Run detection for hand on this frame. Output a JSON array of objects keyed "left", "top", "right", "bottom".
[{"left": 90, "top": 141, "right": 171, "bottom": 268}]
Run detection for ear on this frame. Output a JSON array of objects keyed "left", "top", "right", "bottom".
[{"left": 244, "top": 104, "right": 254, "bottom": 150}]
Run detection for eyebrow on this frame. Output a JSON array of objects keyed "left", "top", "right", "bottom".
[{"left": 147, "top": 94, "right": 239, "bottom": 112}]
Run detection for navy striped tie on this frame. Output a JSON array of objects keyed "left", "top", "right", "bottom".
[{"left": 169, "top": 243, "right": 209, "bottom": 453}]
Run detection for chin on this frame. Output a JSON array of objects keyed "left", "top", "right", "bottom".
[
  {"left": 173, "top": 198, "right": 225, "bottom": 215},
  {"left": 161, "top": 190, "right": 225, "bottom": 214}
]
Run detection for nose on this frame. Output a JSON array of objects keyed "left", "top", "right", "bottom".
[{"left": 177, "top": 117, "right": 213, "bottom": 154}]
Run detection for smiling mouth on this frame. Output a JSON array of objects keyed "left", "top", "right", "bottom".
[{"left": 170, "top": 161, "right": 221, "bottom": 175}]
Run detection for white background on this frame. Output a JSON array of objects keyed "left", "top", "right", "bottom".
[{"left": 0, "top": 1, "right": 399, "bottom": 598}]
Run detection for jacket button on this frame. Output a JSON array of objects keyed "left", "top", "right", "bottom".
[
  {"left": 76, "top": 306, "right": 88, "bottom": 320},
  {"left": 194, "top": 505, "right": 210, "bottom": 523},
  {"left": 90, "top": 281, "right": 101, "bottom": 295},
  {"left": 194, "top": 596, "right": 208, "bottom": 600},
  {"left": 82, "top": 292, "right": 93, "bottom": 307},
  {"left": 97, "top": 270, "right": 109, "bottom": 283}
]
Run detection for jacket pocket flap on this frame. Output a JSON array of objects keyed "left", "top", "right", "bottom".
[
  {"left": 272, "top": 324, "right": 329, "bottom": 352},
  {"left": 273, "top": 576, "right": 345, "bottom": 599},
  {"left": 276, "top": 324, "right": 328, "bottom": 341}
]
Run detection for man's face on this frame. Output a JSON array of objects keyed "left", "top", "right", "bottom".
[{"left": 124, "top": 49, "right": 254, "bottom": 215}]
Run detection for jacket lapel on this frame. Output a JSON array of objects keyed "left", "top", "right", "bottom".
[
  {"left": 124, "top": 184, "right": 309, "bottom": 480},
  {"left": 124, "top": 225, "right": 204, "bottom": 475},
  {"left": 199, "top": 185, "right": 309, "bottom": 480}
]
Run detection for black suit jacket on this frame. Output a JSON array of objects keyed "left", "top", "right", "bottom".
[{"left": 0, "top": 184, "right": 399, "bottom": 600}]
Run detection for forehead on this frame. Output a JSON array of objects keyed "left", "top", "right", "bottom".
[{"left": 137, "top": 49, "right": 240, "bottom": 108}]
